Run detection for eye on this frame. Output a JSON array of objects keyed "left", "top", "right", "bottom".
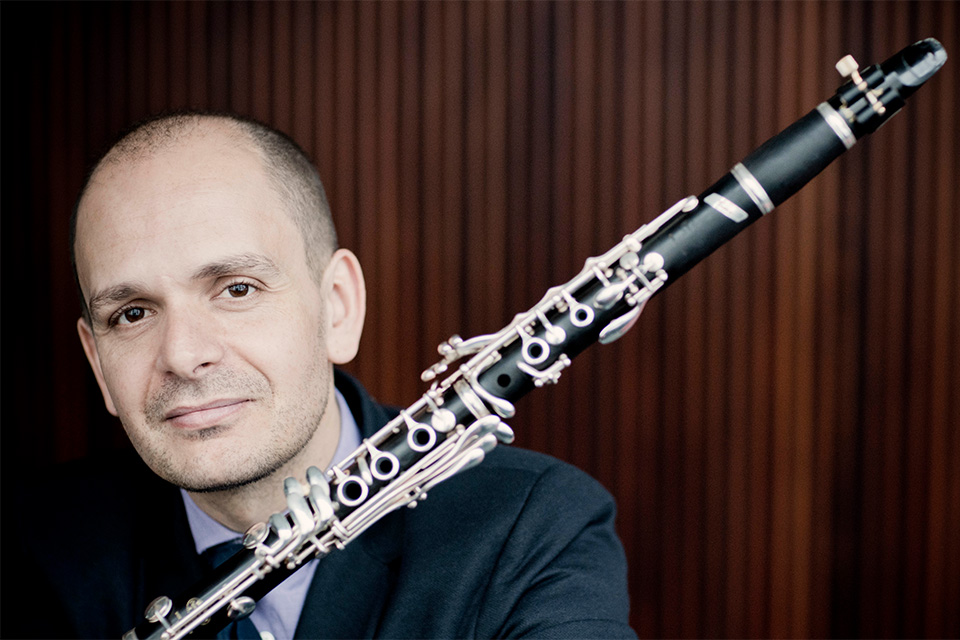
[
  {"left": 227, "top": 283, "right": 251, "bottom": 297},
  {"left": 113, "top": 306, "right": 149, "bottom": 326},
  {"left": 219, "top": 280, "right": 260, "bottom": 299}
]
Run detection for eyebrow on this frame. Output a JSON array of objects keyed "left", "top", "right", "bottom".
[
  {"left": 88, "top": 283, "right": 147, "bottom": 318},
  {"left": 191, "top": 253, "right": 283, "bottom": 281},
  {"left": 87, "top": 253, "right": 283, "bottom": 319}
]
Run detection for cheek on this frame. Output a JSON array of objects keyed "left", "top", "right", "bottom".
[
  {"left": 97, "top": 343, "right": 154, "bottom": 417},
  {"left": 236, "top": 304, "right": 327, "bottom": 382}
]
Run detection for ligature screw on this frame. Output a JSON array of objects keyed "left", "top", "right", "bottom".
[
  {"left": 836, "top": 55, "right": 865, "bottom": 88},
  {"left": 836, "top": 54, "right": 886, "bottom": 114}
]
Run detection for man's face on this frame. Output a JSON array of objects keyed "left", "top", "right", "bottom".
[{"left": 74, "top": 129, "right": 338, "bottom": 492}]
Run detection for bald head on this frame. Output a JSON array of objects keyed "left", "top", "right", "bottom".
[{"left": 71, "top": 112, "right": 337, "bottom": 321}]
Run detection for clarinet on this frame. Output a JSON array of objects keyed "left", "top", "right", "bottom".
[{"left": 124, "top": 38, "right": 946, "bottom": 640}]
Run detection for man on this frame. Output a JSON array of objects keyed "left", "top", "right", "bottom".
[{"left": 8, "top": 112, "right": 634, "bottom": 638}]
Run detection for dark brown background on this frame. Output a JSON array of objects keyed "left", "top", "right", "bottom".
[{"left": 2, "top": 1, "right": 958, "bottom": 637}]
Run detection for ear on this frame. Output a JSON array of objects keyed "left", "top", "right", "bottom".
[
  {"left": 322, "top": 248, "right": 366, "bottom": 365},
  {"left": 77, "top": 317, "right": 119, "bottom": 416}
]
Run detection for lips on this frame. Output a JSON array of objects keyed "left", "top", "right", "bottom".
[{"left": 164, "top": 399, "right": 251, "bottom": 429}]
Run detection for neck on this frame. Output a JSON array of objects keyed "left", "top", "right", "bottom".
[{"left": 186, "top": 476, "right": 287, "bottom": 533}]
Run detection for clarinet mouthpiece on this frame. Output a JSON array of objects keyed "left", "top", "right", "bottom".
[
  {"left": 893, "top": 37, "right": 948, "bottom": 89},
  {"left": 832, "top": 37, "right": 947, "bottom": 136}
]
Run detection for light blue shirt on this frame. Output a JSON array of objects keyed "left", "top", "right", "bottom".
[{"left": 182, "top": 389, "right": 362, "bottom": 639}]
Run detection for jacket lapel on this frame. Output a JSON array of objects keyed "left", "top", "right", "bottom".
[{"left": 293, "top": 516, "right": 401, "bottom": 639}]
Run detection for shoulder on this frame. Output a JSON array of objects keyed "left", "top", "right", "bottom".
[
  {"left": 15, "top": 447, "right": 163, "bottom": 547},
  {"left": 469, "top": 448, "right": 635, "bottom": 637},
  {"left": 439, "top": 443, "right": 623, "bottom": 569},
  {"left": 417, "top": 443, "right": 618, "bottom": 543},
  {"left": 4, "top": 449, "right": 192, "bottom": 638},
  {"left": 479, "top": 444, "right": 615, "bottom": 504},
  {"left": 381, "top": 445, "right": 633, "bottom": 638},
  {"left": 23, "top": 447, "right": 174, "bottom": 541}
]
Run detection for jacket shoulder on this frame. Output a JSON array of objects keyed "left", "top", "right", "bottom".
[
  {"left": 377, "top": 445, "right": 633, "bottom": 638},
  {"left": 3, "top": 449, "right": 195, "bottom": 638}
]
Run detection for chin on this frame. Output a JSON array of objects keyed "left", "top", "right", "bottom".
[
  {"left": 172, "top": 464, "right": 279, "bottom": 493},
  {"left": 143, "top": 445, "right": 283, "bottom": 493},
  {"left": 184, "top": 476, "right": 265, "bottom": 494},
  {"left": 132, "top": 418, "right": 320, "bottom": 494}
]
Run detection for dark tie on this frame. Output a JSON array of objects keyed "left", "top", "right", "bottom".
[{"left": 201, "top": 539, "right": 262, "bottom": 640}]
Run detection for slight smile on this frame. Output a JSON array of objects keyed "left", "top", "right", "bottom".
[{"left": 164, "top": 399, "right": 251, "bottom": 430}]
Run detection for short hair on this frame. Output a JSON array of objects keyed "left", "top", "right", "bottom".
[{"left": 70, "top": 111, "right": 338, "bottom": 322}]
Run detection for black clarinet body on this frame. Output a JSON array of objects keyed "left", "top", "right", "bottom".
[
  {"left": 623, "top": 37, "right": 945, "bottom": 287},
  {"left": 124, "top": 38, "right": 946, "bottom": 640}
]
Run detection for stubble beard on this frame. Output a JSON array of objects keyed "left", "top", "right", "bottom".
[{"left": 126, "top": 360, "right": 331, "bottom": 494}]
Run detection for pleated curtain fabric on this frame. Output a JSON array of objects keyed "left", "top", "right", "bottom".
[{"left": 5, "top": 2, "right": 959, "bottom": 637}]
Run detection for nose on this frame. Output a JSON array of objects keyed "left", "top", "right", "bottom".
[{"left": 155, "top": 307, "right": 225, "bottom": 379}]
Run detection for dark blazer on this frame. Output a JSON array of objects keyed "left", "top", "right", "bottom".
[{"left": 4, "top": 372, "right": 634, "bottom": 639}]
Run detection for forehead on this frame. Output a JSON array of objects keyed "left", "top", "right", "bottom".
[{"left": 75, "top": 129, "right": 303, "bottom": 295}]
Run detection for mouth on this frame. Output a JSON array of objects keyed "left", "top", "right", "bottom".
[{"left": 164, "top": 399, "right": 251, "bottom": 430}]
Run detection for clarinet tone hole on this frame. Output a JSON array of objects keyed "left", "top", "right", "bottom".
[
  {"left": 338, "top": 476, "right": 369, "bottom": 506},
  {"left": 521, "top": 335, "right": 551, "bottom": 365},
  {"left": 370, "top": 450, "right": 401, "bottom": 481},
  {"left": 497, "top": 374, "right": 511, "bottom": 388},
  {"left": 342, "top": 482, "right": 363, "bottom": 500},
  {"left": 407, "top": 424, "right": 437, "bottom": 452}
]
